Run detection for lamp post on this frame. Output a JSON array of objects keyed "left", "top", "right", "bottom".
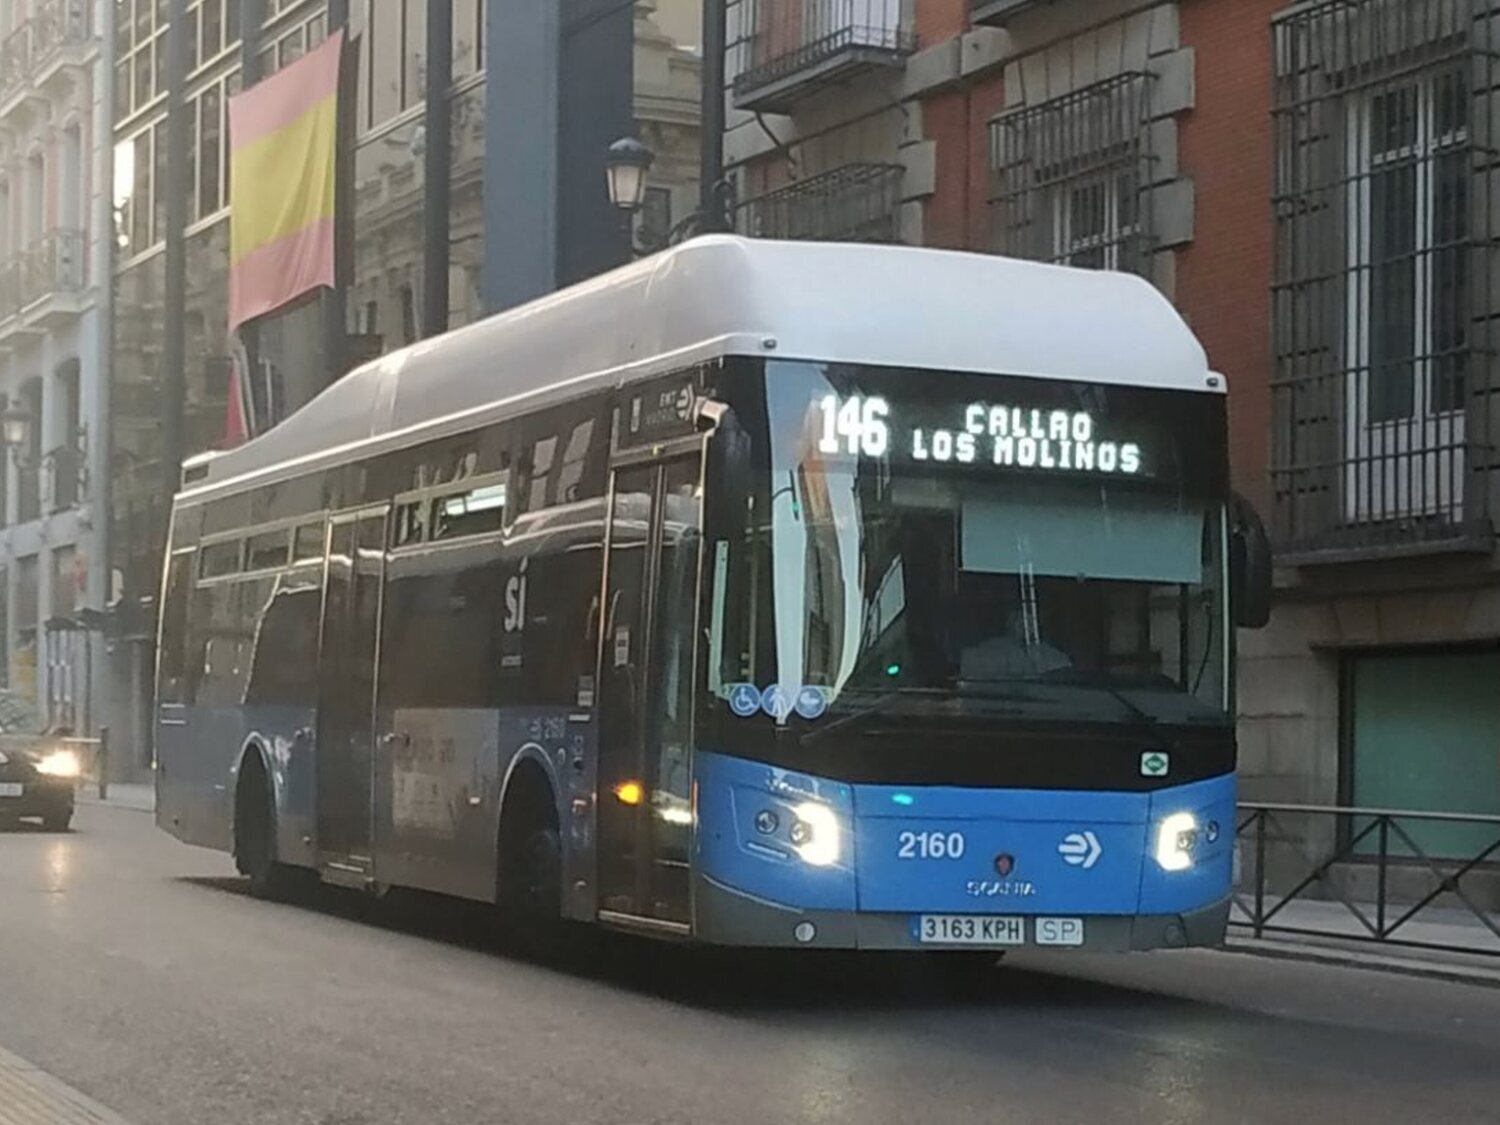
[
  {"left": 605, "top": 136, "right": 735, "bottom": 257},
  {"left": 604, "top": 136, "right": 654, "bottom": 216}
]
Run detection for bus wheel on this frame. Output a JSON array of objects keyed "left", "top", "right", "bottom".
[
  {"left": 235, "top": 755, "right": 294, "bottom": 900},
  {"left": 497, "top": 771, "right": 562, "bottom": 942}
]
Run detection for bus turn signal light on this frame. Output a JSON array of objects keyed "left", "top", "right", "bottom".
[{"left": 614, "top": 781, "right": 645, "bottom": 806}]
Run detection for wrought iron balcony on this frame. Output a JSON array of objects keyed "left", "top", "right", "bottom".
[
  {"left": 30, "top": 0, "right": 92, "bottom": 74},
  {"left": 734, "top": 0, "right": 914, "bottom": 114},
  {"left": 970, "top": 0, "right": 1048, "bottom": 26},
  {"left": 0, "top": 0, "right": 93, "bottom": 108},
  {"left": 0, "top": 23, "right": 29, "bottom": 106},
  {"left": 19, "top": 229, "right": 87, "bottom": 314},
  {"left": 737, "top": 163, "right": 904, "bottom": 243}
]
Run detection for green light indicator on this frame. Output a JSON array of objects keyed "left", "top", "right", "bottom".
[{"left": 885, "top": 663, "right": 902, "bottom": 678}]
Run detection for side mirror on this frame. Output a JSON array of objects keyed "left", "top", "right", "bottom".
[{"left": 1229, "top": 493, "right": 1272, "bottom": 630}]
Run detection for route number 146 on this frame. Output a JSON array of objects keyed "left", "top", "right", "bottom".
[{"left": 819, "top": 394, "right": 891, "bottom": 458}]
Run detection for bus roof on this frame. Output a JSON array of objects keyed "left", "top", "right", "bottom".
[{"left": 185, "top": 235, "right": 1215, "bottom": 498}]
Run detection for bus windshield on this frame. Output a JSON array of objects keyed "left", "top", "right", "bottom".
[{"left": 708, "top": 360, "right": 1230, "bottom": 732}]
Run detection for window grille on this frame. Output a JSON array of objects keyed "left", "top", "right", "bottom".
[
  {"left": 737, "top": 163, "right": 904, "bottom": 243},
  {"left": 1271, "top": 0, "right": 1500, "bottom": 557}
]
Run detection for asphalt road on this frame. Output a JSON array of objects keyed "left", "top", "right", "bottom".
[{"left": 1, "top": 804, "right": 1498, "bottom": 1125}]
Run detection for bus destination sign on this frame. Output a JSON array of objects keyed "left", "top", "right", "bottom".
[{"left": 817, "top": 394, "right": 1144, "bottom": 477}]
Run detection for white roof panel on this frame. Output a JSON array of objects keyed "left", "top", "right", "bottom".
[{"left": 189, "top": 236, "right": 1214, "bottom": 496}]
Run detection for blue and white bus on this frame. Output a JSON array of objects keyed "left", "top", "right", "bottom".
[{"left": 155, "top": 236, "right": 1270, "bottom": 953}]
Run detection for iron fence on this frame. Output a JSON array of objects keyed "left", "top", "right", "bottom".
[
  {"left": 1270, "top": 0, "right": 1500, "bottom": 559},
  {"left": 737, "top": 163, "right": 904, "bottom": 243},
  {"left": 733, "top": 0, "right": 913, "bottom": 109},
  {"left": 1234, "top": 801, "right": 1500, "bottom": 956}
]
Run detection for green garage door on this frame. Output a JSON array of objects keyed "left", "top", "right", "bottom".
[{"left": 1349, "top": 651, "right": 1500, "bottom": 859}]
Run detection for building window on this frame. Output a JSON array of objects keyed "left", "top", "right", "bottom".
[
  {"left": 358, "top": 0, "right": 426, "bottom": 132},
  {"left": 990, "top": 71, "right": 1156, "bottom": 277},
  {"left": 1271, "top": 0, "right": 1494, "bottom": 555}
]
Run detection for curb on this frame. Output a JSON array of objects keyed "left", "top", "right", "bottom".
[{"left": 1224, "top": 934, "right": 1500, "bottom": 990}]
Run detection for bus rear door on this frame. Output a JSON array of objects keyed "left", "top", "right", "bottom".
[{"left": 314, "top": 506, "right": 389, "bottom": 885}]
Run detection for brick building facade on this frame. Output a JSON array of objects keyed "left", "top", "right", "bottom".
[{"left": 723, "top": 0, "right": 1500, "bottom": 853}]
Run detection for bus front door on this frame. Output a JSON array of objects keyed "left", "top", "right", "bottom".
[
  {"left": 314, "top": 507, "right": 389, "bottom": 884},
  {"left": 596, "top": 455, "right": 702, "bottom": 927}
]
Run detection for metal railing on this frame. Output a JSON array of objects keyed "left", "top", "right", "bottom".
[
  {"left": 19, "top": 228, "right": 87, "bottom": 306},
  {"left": 734, "top": 0, "right": 914, "bottom": 108},
  {"left": 989, "top": 69, "right": 1158, "bottom": 277},
  {"left": 737, "top": 163, "right": 904, "bottom": 243},
  {"left": 1234, "top": 802, "right": 1500, "bottom": 957}
]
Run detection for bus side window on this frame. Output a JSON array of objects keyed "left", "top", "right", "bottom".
[{"left": 158, "top": 553, "right": 195, "bottom": 704}]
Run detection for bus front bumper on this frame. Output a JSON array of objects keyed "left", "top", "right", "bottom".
[{"left": 694, "top": 875, "right": 1230, "bottom": 952}]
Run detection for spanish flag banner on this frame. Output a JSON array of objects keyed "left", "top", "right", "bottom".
[{"left": 227, "top": 30, "right": 344, "bottom": 333}]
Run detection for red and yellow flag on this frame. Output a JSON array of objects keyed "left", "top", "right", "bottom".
[{"left": 227, "top": 30, "right": 344, "bottom": 332}]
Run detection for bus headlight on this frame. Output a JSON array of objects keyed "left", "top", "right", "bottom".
[
  {"left": 1154, "top": 812, "right": 1199, "bottom": 872},
  {"left": 36, "top": 749, "right": 82, "bottom": 779},
  {"left": 790, "top": 802, "right": 840, "bottom": 867}
]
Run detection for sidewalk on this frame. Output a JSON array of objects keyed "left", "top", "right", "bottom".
[
  {"left": 1225, "top": 897, "right": 1500, "bottom": 987},
  {"left": 75, "top": 782, "right": 155, "bottom": 815}
]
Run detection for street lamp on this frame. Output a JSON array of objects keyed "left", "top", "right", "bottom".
[
  {"left": 604, "top": 136, "right": 654, "bottom": 214},
  {"left": 605, "top": 136, "right": 737, "bottom": 257}
]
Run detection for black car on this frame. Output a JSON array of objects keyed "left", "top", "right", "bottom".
[{"left": 0, "top": 693, "right": 77, "bottom": 832}]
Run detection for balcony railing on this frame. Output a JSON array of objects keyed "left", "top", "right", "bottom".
[
  {"left": 18, "top": 229, "right": 86, "bottom": 307},
  {"left": 734, "top": 0, "right": 914, "bottom": 113},
  {"left": 0, "top": 1, "right": 91, "bottom": 106},
  {"left": 737, "top": 163, "right": 904, "bottom": 243},
  {"left": 0, "top": 22, "right": 29, "bottom": 104},
  {"left": 970, "top": 0, "right": 1048, "bottom": 25},
  {"left": 31, "top": 0, "right": 91, "bottom": 72}
]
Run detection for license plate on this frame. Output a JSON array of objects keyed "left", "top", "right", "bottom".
[
  {"left": 917, "top": 915, "right": 1025, "bottom": 945},
  {"left": 0, "top": 782, "right": 22, "bottom": 798},
  {"left": 1035, "top": 917, "right": 1086, "bottom": 946}
]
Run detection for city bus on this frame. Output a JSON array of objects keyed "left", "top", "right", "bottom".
[{"left": 154, "top": 236, "right": 1271, "bottom": 953}]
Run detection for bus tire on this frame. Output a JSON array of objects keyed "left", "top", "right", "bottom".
[
  {"left": 497, "top": 769, "right": 562, "bottom": 941},
  {"left": 234, "top": 754, "right": 295, "bottom": 901}
]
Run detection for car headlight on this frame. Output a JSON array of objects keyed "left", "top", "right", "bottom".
[
  {"left": 790, "top": 801, "right": 840, "bottom": 867},
  {"left": 1154, "top": 812, "right": 1199, "bottom": 872},
  {"left": 36, "top": 749, "right": 81, "bottom": 779}
]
